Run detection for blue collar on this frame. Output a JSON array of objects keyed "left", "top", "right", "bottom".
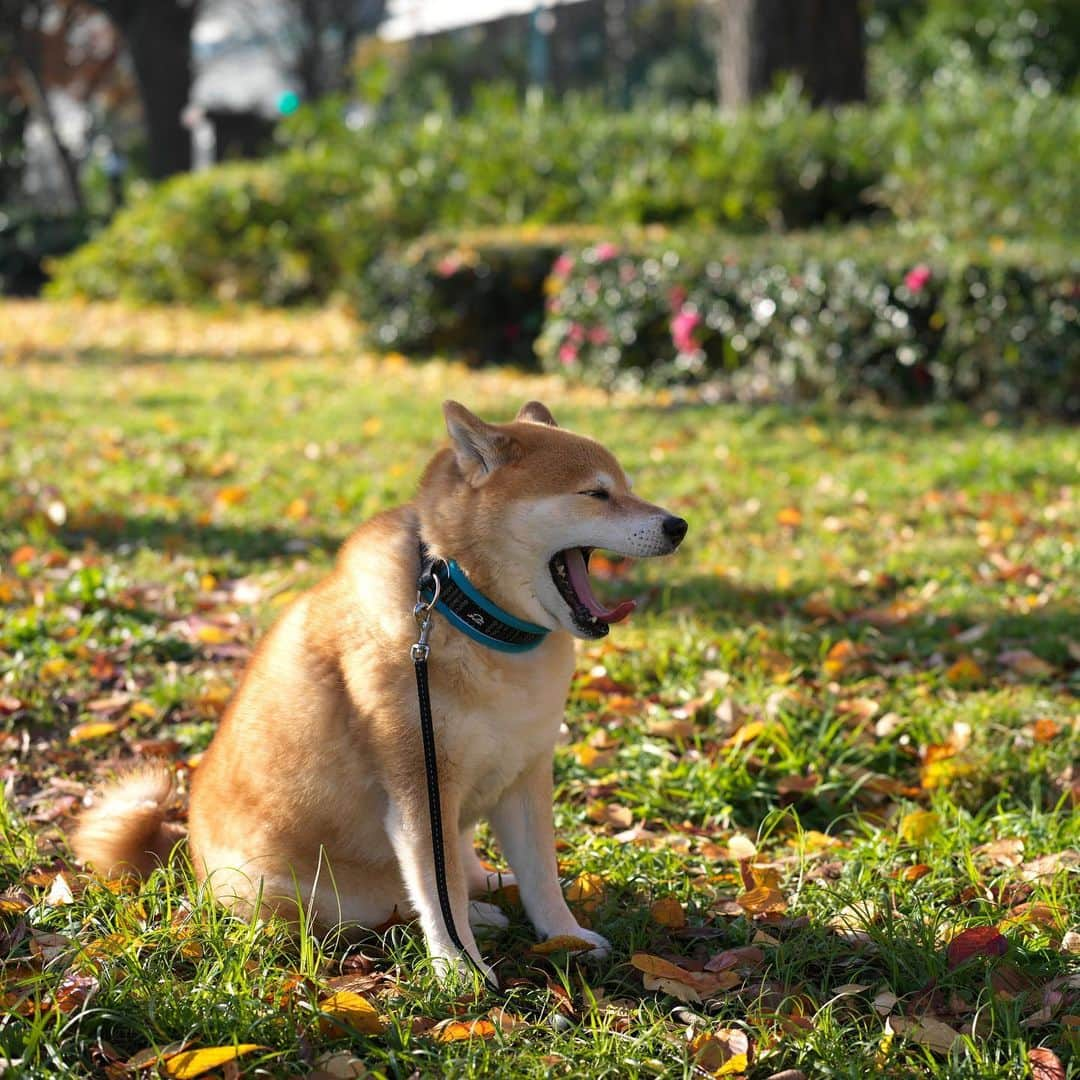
[{"left": 418, "top": 547, "right": 550, "bottom": 654}]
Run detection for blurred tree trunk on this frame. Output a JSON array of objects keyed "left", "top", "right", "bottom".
[
  {"left": 88, "top": 0, "right": 195, "bottom": 179},
  {"left": 711, "top": 0, "right": 866, "bottom": 109}
]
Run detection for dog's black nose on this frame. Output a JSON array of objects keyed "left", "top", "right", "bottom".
[{"left": 662, "top": 515, "right": 688, "bottom": 546}]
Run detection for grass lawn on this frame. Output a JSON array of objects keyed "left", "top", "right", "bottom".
[{"left": 1, "top": 300, "right": 1078, "bottom": 1079}]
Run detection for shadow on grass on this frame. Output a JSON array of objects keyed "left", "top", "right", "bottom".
[
  {"left": 54, "top": 514, "right": 344, "bottom": 561},
  {"left": 20, "top": 346, "right": 356, "bottom": 366}
]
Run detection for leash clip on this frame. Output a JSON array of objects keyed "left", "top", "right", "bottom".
[{"left": 411, "top": 567, "right": 441, "bottom": 662}]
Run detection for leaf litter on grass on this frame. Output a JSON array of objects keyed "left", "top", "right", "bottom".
[{"left": 1, "top": 302, "right": 1078, "bottom": 1077}]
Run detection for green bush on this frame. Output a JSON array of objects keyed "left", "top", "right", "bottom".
[
  {"left": 46, "top": 157, "right": 366, "bottom": 305},
  {"left": 48, "top": 79, "right": 1077, "bottom": 306},
  {"left": 535, "top": 231, "right": 1080, "bottom": 414},
  {"left": 356, "top": 227, "right": 613, "bottom": 366}
]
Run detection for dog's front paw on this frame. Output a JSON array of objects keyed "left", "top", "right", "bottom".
[
  {"left": 431, "top": 949, "right": 499, "bottom": 989},
  {"left": 545, "top": 926, "right": 611, "bottom": 960}
]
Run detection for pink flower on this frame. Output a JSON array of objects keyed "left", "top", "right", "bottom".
[
  {"left": 669, "top": 285, "right": 688, "bottom": 310},
  {"left": 904, "top": 264, "right": 932, "bottom": 293},
  {"left": 568, "top": 322, "right": 586, "bottom": 344},
  {"left": 671, "top": 307, "right": 701, "bottom": 353},
  {"left": 552, "top": 253, "right": 574, "bottom": 279},
  {"left": 436, "top": 255, "right": 462, "bottom": 278},
  {"left": 593, "top": 242, "right": 619, "bottom": 262},
  {"left": 587, "top": 326, "right": 609, "bottom": 345},
  {"left": 559, "top": 343, "right": 578, "bottom": 366}
]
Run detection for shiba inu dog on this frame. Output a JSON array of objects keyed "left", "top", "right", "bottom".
[{"left": 72, "top": 401, "right": 688, "bottom": 983}]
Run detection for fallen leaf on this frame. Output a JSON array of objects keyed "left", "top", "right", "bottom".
[
  {"left": 1029, "top": 1048, "right": 1065, "bottom": 1080},
  {"left": 722, "top": 720, "right": 769, "bottom": 750},
  {"left": 704, "top": 946, "right": 764, "bottom": 973},
  {"left": 886, "top": 1015, "right": 960, "bottom": 1054},
  {"left": 735, "top": 887, "right": 788, "bottom": 916},
  {"left": 647, "top": 716, "right": 696, "bottom": 740},
  {"left": 586, "top": 802, "right": 633, "bottom": 829},
  {"left": 162, "top": 1046, "right": 263, "bottom": 1078},
  {"left": 318, "top": 990, "right": 386, "bottom": 1035},
  {"left": 899, "top": 810, "right": 939, "bottom": 844},
  {"left": 998, "top": 650, "right": 1055, "bottom": 678},
  {"left": 823, "top": 639, "right": 871, "bottom": 678},
  {"left": 566, "top": 873, "right": 605, "bottom": 912},
  {"left": 946, "top": 926, "right": 1008, "bottom": 968},
  {"left": 777, "top": 507, "right": 803, "bottom": 528},
  {"left": 650, "top": 897, "right": 686, "bottom": 929},
  {"left": 213, "top": 485, "right": 248, "bottom": 508},
  {"left": 691, "top": 1028, "right": 750, "bottom": 1076},
  {"left": 631, "top": 953, "right": 739, "bottom": 1003},
  {"left": 945, "top": 656, "right": 984, "bottom": 685},
  {"left": 69, "top": 720, "right": 123, "bottom": 744},
  {"left": 46, "top": 873, "right": 75, "bottom": 907},
  {"left": 430, "top": 1018, "right": 497, "bottom": 1042},
  {"left": 530, "top": 935, "right": 600, "bottom": 954}
]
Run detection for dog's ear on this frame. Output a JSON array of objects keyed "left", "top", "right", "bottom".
[
  {"left": 516, "top": 400, "right": 558, "bottom": 427},
  {"left": 443, "top": 401, "right": 518, "bottom": 484}
]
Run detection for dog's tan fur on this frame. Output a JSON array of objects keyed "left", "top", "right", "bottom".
[{"left": 72, "top": 401, "right": 685, "bottom": 981}]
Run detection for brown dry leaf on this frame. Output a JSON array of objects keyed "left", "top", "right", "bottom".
[
  {"left": 631, "top": 953, "right": 739, "bottom": 1003},
  {"left": 998, "top": 650, "right": 1055, "bottom": 678},
  {"left": 430, "top": 1017, "right": 497, "bottom": 1042},
  {"left": 776, "top": 774, "right": 819, "bottom": 797},
  {"left": 887, "top": 1016, "right": 961, "bottom": 1054},
  {"left": 317, "top": 990, "right": 386, "bottom": 1036},
  {"left": 1028, "top": 718, "right": 1061, "bottom": 743},
  {"left": 647, "top": 716, "right": 696, "bottom": 740},
  {"left": 973, "top": 837, "right": 1025, "bottom": 867},
  {"left": 162, "top": 1046, "right": 263, "bottom": 1078},
  {"left": 946, "top": 926, "right": 1008, "bottom": 969},
  {"left": 586, "top": 802, "right": 633, "bottom": 830},
  {"left": 310, "top": 1051, "right": 368, "bottom": 1079},
  {"left": 1028, "top": 1048, "right": 1065, "bottom": 1080},
  {"left": 69, "top": 720, "right": 123, "bottom": 744},
  {"left": 565, "top": 872, "right": 605, "bottom": 912},
  {"left": 1019, "top": 850, "right": 1080, "bottom": 882},
  {"left": 529, "top": 935, "right": 600, "bottom": 955},
  {"left": 899, "top": 863, "right": 932, "bottom": 882},
  {"left": 29, "top": 930, "right": 73, "bottom": 964},
  {"left": 735, "top": 887, "right": 788, "bottom": 916},
  {"left": 704, "top": 946, "right": 764, "bottom": 973},
  {"left": 691, "top": 1028, "right": 750, "bottom": 1076},
  {"left": 649, "top": 897, "right": 686, "bottom": 929}
]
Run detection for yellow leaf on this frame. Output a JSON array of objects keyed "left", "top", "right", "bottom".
[
  {"left": 530, "top": 934, "right": 599, "bottom": 954},
  {"left": 284, "top": 497, "right": 309, "bottom": 521},
  {"left": 899, "top": 810, "right": 939, "bottom": 844},
  {"left": 570, "top": 743, "right": 616, "bottom": 769},
  {"left": 361, "top": 417, "right": 383, "bottom": 437},
  {"left": 40, "top": 657, "right": 74, "bottom": 681},
  {"left": 722, "top": 720, "right": 768, "bottom": 750},
  {"left": 213, "top": 485, "right": 248, "bottom": 508},
  {"left": 318, "top": 990, "right": 386, "bottom": 1035},
  {"left": 823, "top": 639, "right": 871, "bottom": 678},
  {"left": 565, "top": 872, "right": 605, "bottom": 912},
  {"left": 162, "top": 1045, "right": 263, "bottom": 1078},
  {"left": 69, "top": 720, "right": 122, "bottom": 743},
  {"left": 650, "top": 897, "right": 686, "bottom": 928},
  {"left": 195, "top": 625, "right": 231, "bottom": 645},
  {"left": 129, "top": 700, "right": 157, "bottom": 719},
  {"left": 777, "top": 507, "right": 803, "bottom": 527}
]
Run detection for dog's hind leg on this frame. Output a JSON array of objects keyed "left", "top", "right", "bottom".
[{"left": 460, "top": 825, "right": 517, "bottom": 896}]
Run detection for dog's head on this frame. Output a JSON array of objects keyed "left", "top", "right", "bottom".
[{"left": 417, "top": 400, "right": 687, "bottom": 639}]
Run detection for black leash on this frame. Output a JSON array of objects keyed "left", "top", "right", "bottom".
[{"left": 412, "top": 553, "right": 499, "bottom": 989}]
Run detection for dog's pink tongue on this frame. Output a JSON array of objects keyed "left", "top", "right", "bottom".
[{"left": 564, "top": 548, "right": 636, "bottom": 623}]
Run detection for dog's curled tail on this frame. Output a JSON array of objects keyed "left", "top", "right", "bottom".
[{"left": 71, "top": 766, "right": 186, "bottom": 879}]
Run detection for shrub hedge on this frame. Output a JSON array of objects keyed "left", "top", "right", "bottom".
[
  {"left": 47, "top": 78, "right": 1078, "bottom": 307},
  {"left": 537, "top": 232, "right": 1079, "bottom": 413},
  {"left": 359, "top": 227, "right": 1078, "bottom": 415}
]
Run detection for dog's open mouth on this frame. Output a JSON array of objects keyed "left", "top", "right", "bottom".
[{"left": 549, "top": 548, "right": 636, "bottom": 637}]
